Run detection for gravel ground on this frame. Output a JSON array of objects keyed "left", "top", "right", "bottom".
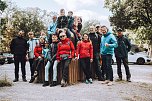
[{"left": 0, "top": 63, "right": 152, "bottom": 101}]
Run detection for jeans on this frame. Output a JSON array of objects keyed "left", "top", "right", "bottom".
[
  {"left": 29, "top": 58, "right": 34, "bottom": 78},
  {"left": 45, "top": 60, "right": 58, "bottom": 81},
  {"left": 14, "top": 55, "right": 26, "bottom": 79},
  {"left": 60, "top": 59, "right": 71, "bottom": 81},
  {"left": 79, "top": 58, "right": 92, "bottom": 80},
  {"left": 93, "top": 53, "right": 102, "bottom": 79},
  {"left": 101, "top": 54, "right": 113, "bottom": 81},
  {"left": 116, "top": 57, "right": 131, "bottom": 79}
]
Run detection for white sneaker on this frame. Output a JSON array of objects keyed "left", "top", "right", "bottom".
[{"left": 89, "top": 78, "right": 93, "bottom": 84}]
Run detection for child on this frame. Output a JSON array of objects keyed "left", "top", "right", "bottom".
[
  {"left": 76, "top": 33, "right": 93, "bottom": 84},
  {"left": 43, "top": 34, "right": 59, "bottom": 87}
]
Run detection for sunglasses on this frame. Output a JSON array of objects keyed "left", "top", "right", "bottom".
[{"left": 59, "top": 35, "right": 65, "bottom": 38}]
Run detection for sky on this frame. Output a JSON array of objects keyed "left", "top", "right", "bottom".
[{"left": 9, "top": 0, "right": 112, "bottom": 28}]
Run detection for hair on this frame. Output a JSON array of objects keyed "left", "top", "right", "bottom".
[
  {"left": 96, "top": 25, "right": 100, "bottom": 30},
  {"left": 82, "top": 33, "right": 90, "bottom": 41},
  {"left": 52, "top": 34, "right": 58, "bottom": 37},
  {"left": 101, "top": 25, "right": 109, "bottom": 32},
  {"left": 60, "top": 9, "right": 65, "bottom": 13},
  {"left": 68, "top": 11, "right": 73, "bottom": 14}
]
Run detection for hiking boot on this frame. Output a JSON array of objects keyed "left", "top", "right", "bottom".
[
  {"left": 22, "top": 78, "right": 27, "bottom": 82},
  {"left": 29, "top": 77, "right": 35, "bottom": 83},
  {"left": 13, "top": 78, "right": 18, "bottom": 82},
  {"left": 50, "top": 81, "right": 57, "bottom": 87},
  {"left": 127, "top": 78, "right": 131, "bottom": 82},
  {"left": 88, "top": 78, "right": 93, "bottom": 84},
  {"left": 42, "top": 81, "right": 49, "bottom": 87}
]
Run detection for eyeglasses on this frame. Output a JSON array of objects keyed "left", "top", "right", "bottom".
[{"left": 59, "top": 35, "right": 65, "bottom": 38}]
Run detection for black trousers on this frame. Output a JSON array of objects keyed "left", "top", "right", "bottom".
[
  {"left": 101, "top": 54, "right": 113, "bottom": 81},
  {"left": 116, "top": 57, "right": 131, "bottom": 79},
  {"left": 79, "top": 58, "right": 92, "bottom": 80},
  {"left": 93, "top": 53, "right": 102, "bottom": 79},
  {"left": 29, "top": 58, "right": 34, "bottom": 78},
  {"left": 14, "top": 55, "right": 26, "bottom": 79},
  {"left": 60, "top": 59, "right": 71, "bottom": 81}
]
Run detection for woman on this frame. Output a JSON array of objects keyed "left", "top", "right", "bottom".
[
  {"left": 76, "top": 33, "right": 93, "bottom": 84},
  {"left": 56, "top": 30, "right": 75, "bottom": 87}
]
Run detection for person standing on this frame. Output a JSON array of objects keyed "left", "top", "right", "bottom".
[
  {"left": 56, "top": 30, "right": 75, "bottom": 87},
  {"left": 10, "top": 30, "right": 28, "bottom": 82},
  {"left": 27, "top": 32, "right": 38, "bottom": 83},
  {"left": 76, "top": 33, "right": 93, "bottom": 84},
  {"left": 89, "top": 26, "right": 103, "bottom": 81},
  {"left": 100, "top": 26, "right": 117, "bottom": 86},
  {"left": 48, "top": 15, "right": 57, "bottom": 43},
  {"left": 114, "top": 28, "right": 131, "bottom": 82}
]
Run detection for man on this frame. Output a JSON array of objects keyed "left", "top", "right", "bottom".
[
  {"left": 114, "top": 28, "right": 131, "bottom": 82},
  {"left": 48, "top": 15, "right": 57, "bottom": 43},
  {"left": 27, "top": 32, "right": 38, "bottom": 83},
  {"left": 89, "top": 26, "right": 103, "bottom": 81},
  {"left": 100, "top": 26, "right": 117, "bottom": 86},
  {"left": 10, "top": 30, "right": 28, "bottom": 82},
  {"left": 96, "top": 25, "right": 102, "bottom": 37}
]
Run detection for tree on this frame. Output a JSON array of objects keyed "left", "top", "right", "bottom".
[{"left": 0, "top": 0, "right": 7, "bottom": 12}]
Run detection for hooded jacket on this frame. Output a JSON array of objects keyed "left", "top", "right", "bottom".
[
  {"left": 56, "top": 38, "right": 75, "bottom": 60},
  {"left": 57, "top": 16, "right": 68, "bottom": 28},
  {"left": 100, "top": 32, "right": 118, "bottom": 55}
]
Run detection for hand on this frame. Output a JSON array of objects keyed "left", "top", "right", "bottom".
[
  {"left": 72, "top": 58, "right": 75, "bottom": 61},
  {"left": 57, "top": 60, "right": 60, "bottom": 63},
  {"left": 38, "top": 56, "right": 41, "bottom": 59},
  {"left": 90, "top": 59, "right": 93, "bottom": 62},
  {"left": 105, "top": 43, "right": 109, "bottom": 47},
  {"left": 75, "top": 57, "right": 78, "bottom": 60}
]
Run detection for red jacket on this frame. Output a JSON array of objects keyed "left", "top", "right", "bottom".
[
  {"left": 56, "top": 38, "right": 75, "bottom": 60},
  {"left": 76, "top": 40, "right": 93, "bottom": 59},
  {"left": 34, "top": 45, "right": 43, "bottom": 59}
]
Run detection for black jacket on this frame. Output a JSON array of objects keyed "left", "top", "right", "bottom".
[
  {"left": 57, "top": 16, "right": 68, "bottom": 28},
  {"left": 50, "top": 41, "right": 58, "bottom": 61},
  {"left": 10, "top": 36, "right": 28, "bottom": 55},
  {"left": 67, "top": 16, "right": 74, "bottom": 29},
  {"left": 114, "top": 35, "right": 131, "bottom": 58},
  {"left": 89, "top": 33, "right": 101, "bottom": 55}
]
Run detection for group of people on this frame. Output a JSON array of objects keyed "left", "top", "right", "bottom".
[{"left": 10, "top": 9, "right": 132, "bottom": 87}]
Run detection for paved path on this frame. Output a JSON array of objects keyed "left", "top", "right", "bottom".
[{"left": 0, "top": 63, "right": 152, "bottom": 101}]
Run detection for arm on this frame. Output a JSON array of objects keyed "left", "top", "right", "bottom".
[
  {"left": 56, "top": 44, "right": 60, "bottom": 61},
  {"left": 10, "top": 39, "right": 15, "bottom": 54},
  {"left": 76, "top": 41, "right": 81, "bottom": 57},
  {"left": 109, "top": 35, "right": 118, "bottom": 48},
  {"left": 90, "top": 42, "right": 93, "bottom": 59},
  {"left": 70, "top": 41, "right": 75, "bottom": 58},
  {"left": 126, "top": 38, "right": 131, "bottom": 52},
  {"left": 34, "top": 47, "right": 40, "bottom": 58}
]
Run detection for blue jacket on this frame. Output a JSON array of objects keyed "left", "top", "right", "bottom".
[
  {"left": 100, "top": 32, "right": 118, "bottom": 55},
  {"left": 48, "top": 21, "right": 57, "bottom": 35}
]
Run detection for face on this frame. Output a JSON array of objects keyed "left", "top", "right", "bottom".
[
  {"left": 59, "top": 32, "right": 67, "bottom": 40},
  {"left": 77, "top": 17, "right": 82, "bottom": 23},
  {"left": 100, "top": 27, "right": 108, "bottom": 35},
  {"left": 39, "top": 37, "right": 45, "bottom": 43},
  {"left": 96, "top": 27, "right": 101, "bottom": 32},
  {"left": 89, "top": 26, "right": 95, "bottom": 33},
  {"left": 28, "top": 32, "right": 34, "bottom": 39},
  {"left": 68, "top": 12, "right": 73, "bottom": 16},
  {"left": 45, "top": 43, "right": 49, "bottom": 48},
  {"left": 60, "top": 10, "right": 65, "bottom": 16},
  {"left": 83, "top": 34, "right": 88, "bottom": 41},
  {"left": 117, "top": 31, "right": 123, "bottom": 36},
  {"left": 41, "top": 32, "right": 46, "bottom": 36},
  {"left": 52, "top": 35, "right": 58, "bottom": 42},
  {"left": 18, "top": 31, "right": 24, "bottom": 37},
  {"left": 52, "top": 16, "right": 57, "bottom": 22}
]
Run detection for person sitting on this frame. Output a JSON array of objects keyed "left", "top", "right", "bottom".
[{"left": 56, "top": 30, "right": 75, "bottom": 87}]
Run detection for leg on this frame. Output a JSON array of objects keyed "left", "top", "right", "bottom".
[
  {"left": 116, "top": 57, "right": 122, "bottom": 79},
  {"left": 122, "top": 58, "right": 131, "bottom": 81},
  {"left": 20, "top": 55, "right": 27, "bottom": 81},
  {"left": 29, "top": 59, "right": 34, "bottom": 78},
  {"left": 14, "top": 55, "right": 20, "bottom": 81},
  {"left": 62, "top": 59, "right": 71, "bottom": 82},
  {"left": 94, "top": 53, "right": 103, "bottom": 80},
  {"left": 106, "top": 55, "right": 113, "bottom": 81},
  {"left": 101, "top": 55, "right": 106, "bottom": 80},
  {"left": 45, "top": 61, "right": 51, "bottom": 81},
  {"left": 53, "top": 60, "right": 58, "bottom": 82}
]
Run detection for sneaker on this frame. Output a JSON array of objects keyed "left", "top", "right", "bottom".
[
  {"left": 42, "top": 81, "right": 49, "bottom": 87},
  {"left": 85, "top": 79, "right": 89, "bottom": 84},
  {"left": 29, "top": 77, "right": 35, "bottom": 83},
  {"left": 127, "top": 78, "right": 131, "bottom": 82},
  {"left": 33, "top": 71, "right": 38, "bottom": 77},
  {"left": 13, "top": 79, "right": 18, "bottom": 82},
  {"left": 61, "top": 79, "right": 66, "bottom": 87},
  {"left": 22, "top": 78, "right": 27, "bottom": 82},
  {"left": 88, "top": 78, "right": 93, "bottom": 84},
  {"left": 50, "top": 81, "right": 57, "bottom": 87},
  {"left": 107, "top": 81, "right": 114, "bottom": 86},
  {"left": 117, "top": 77, "right": 122, "bottom": 81}
]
